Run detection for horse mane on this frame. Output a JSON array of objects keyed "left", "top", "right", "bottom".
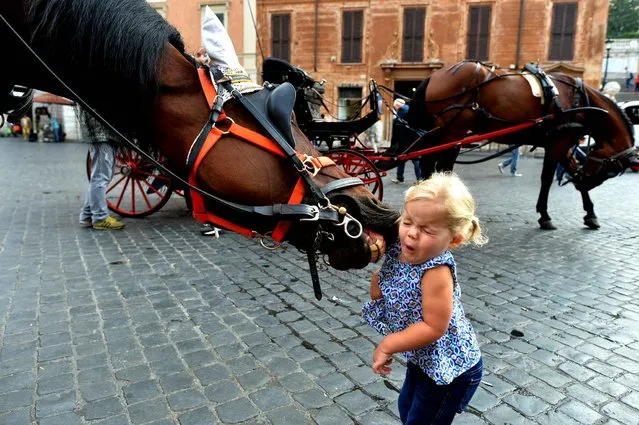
[{"left": 25, "top": 0, "right": 186, "bottom": 138}]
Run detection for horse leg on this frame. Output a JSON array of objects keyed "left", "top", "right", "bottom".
[
  {"left": 581, "top": 191, "right": 600, "bottom": 229},
  {"left": 536, "top": 155, "right": 557, "bottom": 230},
  {"left": 419, "top": 157, "right": 437, "bottom": 180},
  {"left": 435, "top": 146, "right": 460, "bottom": 172}
]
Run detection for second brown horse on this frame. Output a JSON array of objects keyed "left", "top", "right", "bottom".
[{"left": 407, "top": 61, "right": 637, "bottom": 230}]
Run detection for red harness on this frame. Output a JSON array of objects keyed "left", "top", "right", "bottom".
[{"left": 189, "top": 68, "right": 337, "bottom": 242}]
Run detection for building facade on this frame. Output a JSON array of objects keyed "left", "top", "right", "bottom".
[
  {"left": 147, "top": 0, "right": 259, "bottom": 80},
  {"left": 257, "top": 0, "right": 609, "bottom": 138}
]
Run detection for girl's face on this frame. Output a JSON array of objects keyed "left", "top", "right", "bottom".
[{"left": 398, "top": 199, "right": 459, "bottom": 264}]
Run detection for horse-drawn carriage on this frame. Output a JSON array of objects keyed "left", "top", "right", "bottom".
[{"left": 84, "top": 56, "right": 639, "bottom": 231}]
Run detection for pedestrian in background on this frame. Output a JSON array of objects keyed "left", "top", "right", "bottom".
[
  {"left": 497, "top": 146, "right": 522, "bottom": 177},
  {"left": 363, "top": 172, "right": 486, "bottom": 425},
  {"left": 391, "top": 99, "right": 422, "bottom": 184},
  {"left": 79, "top": 134, "right": 125, "bottom": 230},
  {"left": 625, "top": 68, "right": 634, "bottom": 91}
]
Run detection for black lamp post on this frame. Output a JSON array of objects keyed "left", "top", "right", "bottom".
[{"left": 602, "top": 39, "right": 613, "bottom": 88}]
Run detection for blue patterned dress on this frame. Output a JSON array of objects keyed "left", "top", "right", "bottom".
[{"left": 362, "top": 241, "right": 481, "bottom": 385}]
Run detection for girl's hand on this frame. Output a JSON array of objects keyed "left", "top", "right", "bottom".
[{"left": 372, "top": 346, "right": 393, "bottom": 375}]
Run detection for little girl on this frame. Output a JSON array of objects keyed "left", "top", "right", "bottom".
[{"left": 362, "top": 172, "right": 487, "bottom": 424}]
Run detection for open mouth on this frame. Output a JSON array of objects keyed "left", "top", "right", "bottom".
[{"left": 364, "top": 230, "right": 386, "bottom": 263}]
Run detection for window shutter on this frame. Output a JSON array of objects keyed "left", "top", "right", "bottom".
[
  {"left": 478, "top": 6, "right": 491, "bottom": 61},
  {"left": 353, "top": 11, "right": 363, "bottom": 63},
  {"left": 402, "top": 8, "right": 425, "bottom": 62},
  {"left": 342, "top": 11, "right": 353, "bottom": 63},
  {"left": 466, "top": 6, "right": 490, "bottom": 61},
  {"left": 549, "top": 3, "right": 576, "bottom": 60},
  {"left": 272, "top": 15, "right": 281, "bottom": 59},
  {"left": 342, "top": 10, "right": 363, "bottom": 63},
  {"left": 562, "top": 3, "right": 576, "bottom": 60},
  {"left": 271, "top": 14, "right": 291, "bottom": 62},
  {"left": 466, "top": 7, "right": 479, "bottom": 59},
  {"left": 282, "top": 14, "right": 291, "bottom": 62}
]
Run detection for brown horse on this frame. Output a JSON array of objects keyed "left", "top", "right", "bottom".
[
  {"left": 407, "top": 61, "right": 638, "bottom": 230},
  {"left": 0, "top": 0, "right": 399, "bottom": 271}
]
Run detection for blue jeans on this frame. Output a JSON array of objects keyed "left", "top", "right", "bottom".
[
  {"left": 80, "top": 143, "right": 115, "bottom": 223},
  {"left": 500, "top": 148, "right": 520, "bottom": 174},
  {"left": 398, "top": 358, "right": 483, "bottom": 425},
  {"left": 397, "top": 159, "right": 422, "bottom": 181}
]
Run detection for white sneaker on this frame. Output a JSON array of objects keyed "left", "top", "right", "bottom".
[
  {"left": 497, "top": 164, "right": 504, "bottom": 174},
  {"left": 391, "top": 179, "right": 404, "bottom": 184},
  {"left": 512, "top": 172, "right": 522, "bottom": 177}
]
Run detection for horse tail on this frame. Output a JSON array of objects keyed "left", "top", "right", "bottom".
[{"left": 407, "top": 77, "right": 435, "bottom": 131}]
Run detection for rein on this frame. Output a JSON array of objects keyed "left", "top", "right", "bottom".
[{"left": 0, "top": 11, "right": 363, "bottom": 300}]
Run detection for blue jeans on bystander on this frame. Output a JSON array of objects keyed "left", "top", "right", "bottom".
[{"left": 398, "top": 358, "right": 483, "bottom": 424}]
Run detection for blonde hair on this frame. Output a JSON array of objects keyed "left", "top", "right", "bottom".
[{"left": 403, "top": 172, "right": 487, "bottom": 246}]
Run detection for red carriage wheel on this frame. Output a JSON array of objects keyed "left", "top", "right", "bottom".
[
  {"left": 327, "top": 148, "right": 384, "bottom": 201},
  {"left": 86, "top": 147, "right": 174, "bottom": 218}
]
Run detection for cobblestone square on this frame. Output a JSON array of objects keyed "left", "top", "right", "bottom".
[{"left": 1, "top": 139, "right": 638, "bottom": 424}]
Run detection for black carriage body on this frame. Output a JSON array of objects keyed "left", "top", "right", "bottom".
[{"left": 262, "top": 57, "right": 380, "bottom": 150}]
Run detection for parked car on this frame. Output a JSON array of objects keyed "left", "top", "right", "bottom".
[
  {"left": 619, "top": 100, "right": 639, "bottom": 171},
  {"left": 619, "top": 100, "right": 639, "bottom": 147}
]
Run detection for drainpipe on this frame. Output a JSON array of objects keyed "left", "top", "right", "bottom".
[
  {"left": 314, "top": 0, "right": 319, "bottom": 71},
  {"left": 515, "top": 0, "right": 525, "bottom": 68}
]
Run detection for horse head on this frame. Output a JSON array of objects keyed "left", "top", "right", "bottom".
[
  {"left": 566, "top": 85, "right": 636, "bottom": 192},
  {"left": 0, "top": 0, "right": 399, "bottom": 270}
]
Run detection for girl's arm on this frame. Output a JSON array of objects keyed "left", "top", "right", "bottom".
[
  {"left": 370, "top": 269, "right": 382, "bottom": 300},
  {"left": 372, "top": 266, "right": 453, "bottom": 374}
]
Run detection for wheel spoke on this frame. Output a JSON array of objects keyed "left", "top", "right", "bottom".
[
  {"left": 141, "top": 178, "right": 165, "bottom": 197},
  {"left": 115, "top": 177, "right": 130, "bottom": 209},
  {"left": 107, "top": 174, "right": 127, "bottom": 194},
  {"left": 136, "top": 180, "right": 153, "bottom": 209}
]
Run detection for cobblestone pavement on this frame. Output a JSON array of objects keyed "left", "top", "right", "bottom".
[{"left": 1, "top": 138, "right": 639, "bottom": 425}]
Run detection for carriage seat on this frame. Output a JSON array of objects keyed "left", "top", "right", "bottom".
[
  {"left": 262, "top": 57, "right": 313, "bottom": 89},
  {"left": 244, "top": 81, "right": 297, "bottom": 147}
]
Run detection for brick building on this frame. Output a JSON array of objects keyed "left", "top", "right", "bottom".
[
  {"left": 147, "top": 0, "right": 259, "bottom": 80},
  {"left": 256, "top": 0, "right": 609, "bottom": 138}
]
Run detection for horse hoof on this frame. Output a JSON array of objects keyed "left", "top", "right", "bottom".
[
  {"left": 584, "top": 217, "right": 600, "bottom": 229},
  {"left": 539, "top": 220, "right": 557, "bottom": 230}
]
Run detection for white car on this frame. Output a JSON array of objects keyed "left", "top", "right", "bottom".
[{"left": 619, "top": 100, "right": 639, "bottom": 147}]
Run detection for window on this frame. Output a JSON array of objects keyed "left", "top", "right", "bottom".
[
  {"left": 338, "top": 87, "right": 363, "bottom": 120},
  {"left": 402, "top": 8, "right": 425, "bottom": 62},
  {"left": 201, "top": 4, "right": 227, "bottom": 28},
  {"left": 342, "top": 10, "right": 363, "bottom": 64},
  {"left": 466, "top": 5, "right": 491, "bottom": 61},
  {"left": 549, "top": 2, "right": 577, "bottom": 61},
  {"left": 271, "top": 14, "right": 291, "bottom": 62}
]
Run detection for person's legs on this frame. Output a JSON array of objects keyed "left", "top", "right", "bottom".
[
  {"left": 412, "top": 159, "right": 422, "bottom": 181},
  {"left": 398, "top": 364, "right": 417, "bottom": 424},
  {"left": 404, "top": 359, "right": 483, "bottom": 425},
  {"left": 79, "top": 184, "right": 93, "bottom": 224},
  {"left": 510, "top": 148, "right": 520, "bottom": 173},
  {"left": 88, "top": 143, "right": 115, "bottom": 222},
  {"left": 394, "top": 161, "right": 406, "bottom": 183}
]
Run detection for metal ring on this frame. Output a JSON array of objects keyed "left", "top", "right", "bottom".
[
  {"left": 220, "top": 117, "right": 235, "bottom": 135},
  {"left": 259, "top": 235, "right": 281, "bottom": 250},
  {"left": 336, "top": 215, "right": 363, "bottom": 239}
]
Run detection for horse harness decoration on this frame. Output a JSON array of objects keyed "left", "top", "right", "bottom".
[{"left": 186, "top": 64, "right": 366, "bottom": 300}]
